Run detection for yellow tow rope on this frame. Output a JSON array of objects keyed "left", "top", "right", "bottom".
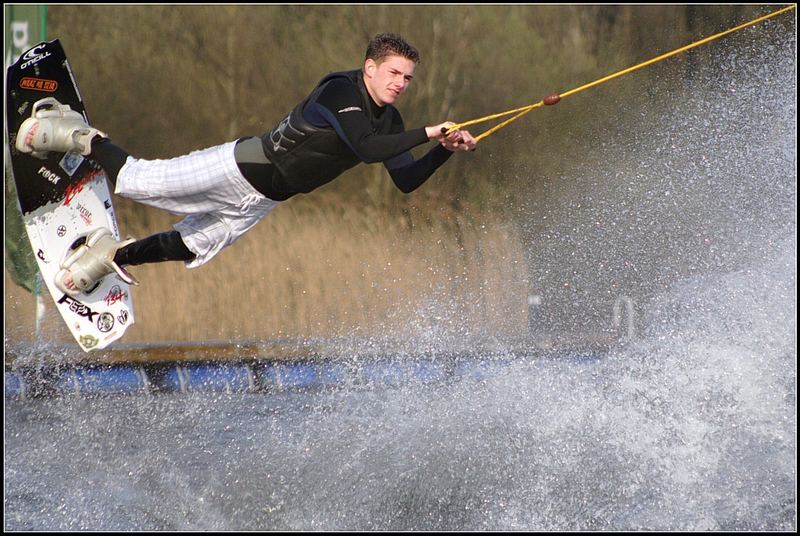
[{"left": 446, "top": 5, "right": 796, "bottom": 142}]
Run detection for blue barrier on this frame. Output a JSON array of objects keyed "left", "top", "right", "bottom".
[
  {"left": 4, "top": 351, "right": 607, "bottom": 399},
  {"left": 361, "top": 362, "right": 407, "bottom": 386},
  {"left": 161, "top": 364, "right": 254, "bottom": 393},
  {"left": 258, "top": 362, "right": 350, "bottom": 390},
  {"left": 410, "top": 360, "right": 448, "bottom": 383},
  {"left": 55, "top": 366, "right": 149, "bottom": 395},
  {"left": 5, "top": 371, "right": 25, "bottom": 399},
  {"left": 454, "top": 358, "right": 513, "bottom": 381}
]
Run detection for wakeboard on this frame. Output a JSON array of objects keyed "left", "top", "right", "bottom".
[{"left": 6, "top": 39, "right": 134, "bottom": 351}]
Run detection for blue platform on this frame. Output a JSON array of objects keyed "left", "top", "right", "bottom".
[{"left": 4, "top": 350, "right": 608, "bottom": 400}]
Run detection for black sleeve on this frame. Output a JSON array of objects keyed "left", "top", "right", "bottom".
[
  {"left": 384, "top": 144, "right": 454, "bottom": 193},
  {"left": 305, "top": 78, "right": 429, "bottom": 163}
]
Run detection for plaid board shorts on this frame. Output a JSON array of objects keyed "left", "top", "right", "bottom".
[{"left": 114, "top": 140, "right": 279, "bottom": 268}]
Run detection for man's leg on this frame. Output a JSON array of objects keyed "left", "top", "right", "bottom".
[
  {"left": 90, "top": 138, "right": 130, "bottom": 187},
  {"left": 17, "top": 106, "right": 196, "bottom": 294},
  {"left": 113, "top": 230, "right": 196, "bottom": 266},
  {"left": 89, "top": 139, "right": 197, "bottom": 266},
  {"left": 16, "top": 99, "right": 267, "bottom": 289}
]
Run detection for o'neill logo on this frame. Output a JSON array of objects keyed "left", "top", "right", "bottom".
[
  {"left": 20, "top": 77, "right": 58, "bottom": 92},
  {"left": 20, "top": 44, "right": 51, "bottom": 70}
]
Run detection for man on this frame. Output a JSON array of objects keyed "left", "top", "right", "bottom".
[{"left": 15, "top": 33, "right": 477, "bottom": 297}]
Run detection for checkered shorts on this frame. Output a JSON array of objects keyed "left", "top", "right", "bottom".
[{"left": 114, "top": 141, "right": 279, "bottom": 268}]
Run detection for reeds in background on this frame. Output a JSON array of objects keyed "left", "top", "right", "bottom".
[{"left": 5, "top": 192, "right": 530, "bottom": 347}]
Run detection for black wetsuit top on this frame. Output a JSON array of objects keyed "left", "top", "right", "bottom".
[{"left": 239, "top": 70, "right": 453, "bottom": 201}]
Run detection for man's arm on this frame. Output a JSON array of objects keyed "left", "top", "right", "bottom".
[{"left": 383, "top": 145, "right": 453, "bottom": 193}]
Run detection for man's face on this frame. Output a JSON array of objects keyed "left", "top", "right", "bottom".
[{"left": 363, "top": 54, "right": 416, "bottom": 107}]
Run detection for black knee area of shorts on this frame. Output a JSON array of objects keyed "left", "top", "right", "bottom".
[
  {"left": 90, "top": 139, "right": 131, "bottom": 186},
  {"left": 114, "top": 231, "right": 196, "bottom": 266}
]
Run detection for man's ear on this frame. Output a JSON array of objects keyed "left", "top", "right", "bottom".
[{"left": 364, "top": 58, "right": 377, "bottom": 78}]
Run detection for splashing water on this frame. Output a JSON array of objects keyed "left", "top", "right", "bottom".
[
  {"left": 4, "top": 273, "right": 795, "bottom": 531},
  {"left": 4, "top": 20, "right": 796, "bottom": 532}
]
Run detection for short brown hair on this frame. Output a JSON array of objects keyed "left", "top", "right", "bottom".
[{"left": 365, "top": 33, "right": 420, "bottom": 64}]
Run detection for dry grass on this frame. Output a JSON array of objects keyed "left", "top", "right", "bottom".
[{"left": 5, "top": 192, "right": 530, "bottom": 348}]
